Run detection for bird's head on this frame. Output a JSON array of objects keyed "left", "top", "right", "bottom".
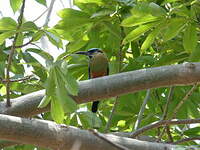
[{"left": 75, "top": 48, "right": 103, "bottom": 58}]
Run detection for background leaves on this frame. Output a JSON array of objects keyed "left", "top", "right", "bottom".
[{"left": 0, "top": 0, "right": 200, "bottom": 149}]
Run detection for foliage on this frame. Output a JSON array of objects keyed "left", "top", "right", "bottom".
[{"left": 0, "top": 0, "right": 200, "bottom": 149}]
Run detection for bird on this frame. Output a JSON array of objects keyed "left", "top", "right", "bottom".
[{"left": 75, "top": 48, "right": 109, "bottom": 113}]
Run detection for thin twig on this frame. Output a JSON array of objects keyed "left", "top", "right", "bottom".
[
  {"left": 157, "top": 86, "right": 175, "bottom": 142},
  {"left": 40, "top": 0, "right": 56, "bottom": 52},
  {"left": 157, "top": 85, "right": 197, "bottom": 141},
  {"left": 59, "top": 0, "right": 65, "bottom": 8},
  {"left": 154, "top": 89, "right": 163, "bottom": 112},
  {"left": 43, "top": 0, "right": 56, "bottom": 27},
  {"left": 68, "top": 0, "right": 73, "bottom": 8},
  {"left": 171, "top": 136, "right": 200, "bottom": 145},
  {"left": 14, "top": 38, "right": 33, "bottom": 48},
  {"left": 1, "top": 75, "right": 34, "bottom": 83},
  {"left": 165, "top": 126, "right": 173, "bottom": 142},
  {"left": 6, "top": 38, "right": 33, "bottom": 49},
  {"left": 5, "top": 0, "right": 26, "bottom": 107},
  {"left": 172, "top": 84, "right": 197, "bottom": 119},
  {"left": 89, "top": 129, "right": 129, "bottom": 150},
  {"left": 32, "top": 8, "right": 49, "bottom": 23},
  {"left": 162, "top": 86, "right": 174, "bottom": 120},
  {"left": 0, "top": 11, "right": 3, "bottom": 17},
  {"left": 130, "top": 118, "right": 200, "bottom": 138},
  {"left": 104, "top": 97, "right": 119, "bottom": 132},
  {"left": 133, "top": 89, "right": 151, "bottom": 131}
]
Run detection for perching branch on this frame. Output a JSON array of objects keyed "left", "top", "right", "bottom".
[
  {"left": 0, "top": 114, "right": 177, "bottom": 150},
  {"left": 1, "top": 62, "right": 200, "bottom": 117},
  {"left": 130, "top": 118, "right": 200, "bottom": 138}
]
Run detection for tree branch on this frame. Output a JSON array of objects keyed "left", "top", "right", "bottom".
[
  {"left": 1, "top": 75, "right": 34, "bottom": 83},
  {"left": 5, "top": 0, "right": 26, "bottom": 107},
  {"left": 89, "top": 129, "right": 129, "bottom": 150},
  {"left": 0, "top": 114, "right": 177, "bottom": 150},
  {"left": 130, "top": 118, "right": 200, "bottom": 138},
  {"left": 157, "top": 86, "right": 175, "bottom": 142},
  {"left": 133, "top": 89, "right": 151, "bottom": 131},
  {"left": 1, "top": 62, "right": 200, "bottom": 117},
  {"left": 171, "top": 137, "right": 200, "bottom": 145}
]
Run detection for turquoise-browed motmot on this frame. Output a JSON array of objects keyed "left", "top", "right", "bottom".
[{"left": 76, "top": 48, "right": 109, "bottom": 113}]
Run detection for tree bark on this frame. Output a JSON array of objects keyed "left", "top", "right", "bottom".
[
  {"left": 0, "top": 62, "right": 199, "bottom": 117},
  {"left": 0, "top": 114, "right": 176, "bottom": 150}
]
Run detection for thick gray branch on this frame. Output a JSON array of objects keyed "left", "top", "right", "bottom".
[
  {"left": 0, "top": 62, "right": 200, "bottom": 117},
  {"left": 0, "top": 114, "right": 176, "bottom": 150}
]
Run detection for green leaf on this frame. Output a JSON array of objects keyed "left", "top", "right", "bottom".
[
  {"left": 0, "top": 62, "right": 5, "bottom": 78},
  {"left": 38, "top": 95, "right": 51, "bottom": 108},
  {"left": 45, "top": 69, "right": 55, "bottom": 96},
  {"left": 78, "top": 111, "right": 102, "bottom": 128},
  {"left": 130, "top": 3, "right": 151, "bottom": 17},
  {"left": 56, "top": 86, "right": 77, "bottom": 113},
  {"left": 121, "top": 14, "right": 159, "bottom": 27},
  {"left": 10, "top": 60, "right": 25, "bottom": 74},
  {"left": 45, "top": 31, "right": 62, "bottom": 48},
  {"left": 141, "top": 27, "right": 160, "bottom": 51},
  {"left": 103, "top": 22, "right": 120, "bottom": 39},
  {"left": 35, "top": 0, "right": 47, "bottom": 6},
  {"left": 22, "top": 52, "right": 47, "bottom": 81},
  {"left": 32, "top": 30, "right": 45, "bottom": 42},
  {"left": 26, "top": 48, "right": 54, "bottom": 61},
  {"left": 123, "top": 22, "right": 157, "bottom": 44},
  {"left": 51, "top": 97, "right": 65, "bottom": 123},
  {"left": 90, "top": 9, "right": 114, "bottom": 18},
  {"left": 11, "top": 82, "right": 42, "bottom": 94},
  {"left": 10, "top": 0, "right": 22, "bottom": 13},
  {"left": 141, "top": 21, "right": 167, "bottom": 51},
  {"left": 170, "top": 6, "right": 190, "bottom": 17},
  {"left": 65, "top": 73, "right": 79, "bottom": 96},
  {"left": 74, "top": 0, "right": 104, "bottom": 5},
  {"left": 183, "top": 23, "right": 197, "bottom": 53},
  {"left": 154, "top": 52, "right": 188, "bottom": 66},
  {"left": 54, "top": 67, "right": 77, "bottom": 113},
  {"left": 67, "top": 38, "right": 88, "bottom": 52},
  {"left": 162, "top": 18, "right": 186, "bottom": 42},
  {"left": 55, "top": 8, "right": 91, "bottom": 31},
  {"left": 0, "top": 17, "right": 17, "bottom": 31},
  {"left": 15, "top": 32, "right": 24, "bottom": 52},
  {"left": 54, "top": 65, "right": 78, "bottom": 96},
  {"left": 149, "top": 2, "right": 166, "bottom": 17},
  {"left": 131, "top": 42, "right": 140, "bottom": 58},
  {"left": 0, "top": 85, "right": 6, "bottom": 96},
  {"left": 183, "top": 127, "right": 200, "bottom": 136},
  {"left": 189, "top": 44, "right": 200, "bottom": 62},
  {"left": 0, "top": 31, "right": 16, "bottom": 45},
  {"left": 21, "top": 21, "right": 38, "bottom": 31}
]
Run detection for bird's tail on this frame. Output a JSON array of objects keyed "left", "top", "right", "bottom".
[{"left": 92, "top": 101, "right": 99, "bottom": 113}]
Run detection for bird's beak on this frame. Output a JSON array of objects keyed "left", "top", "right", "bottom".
[{"left": 75, "top": 51, "right": 88, "bottom": 55}]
